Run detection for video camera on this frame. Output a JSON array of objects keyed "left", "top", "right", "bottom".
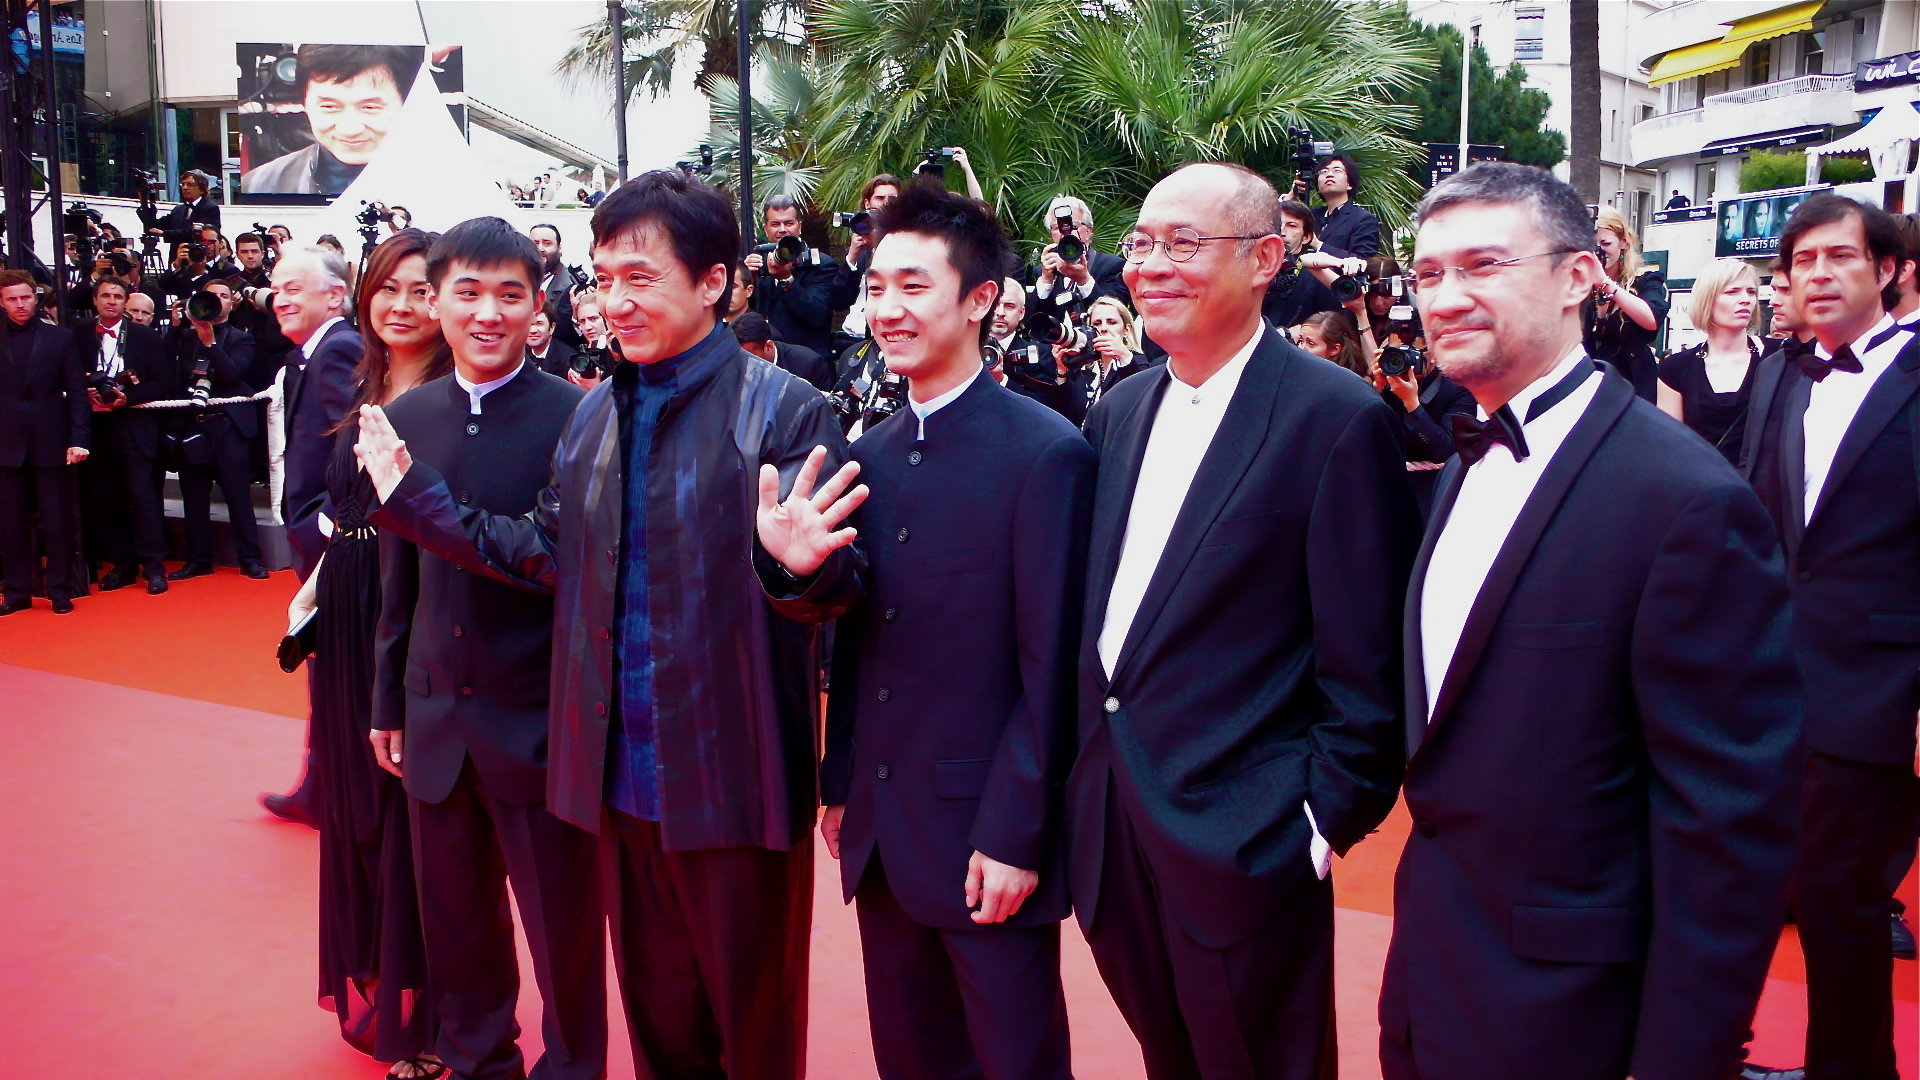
[
  {"left": 915, "top": 147, "right": 957, "bottom": 182},
  {"left": 1287, "top": 125, "right": 1335, "bottom": 199},
  {"left": 674, "top": 144, "right": 715, "bottom": 177},
  {"left": 753, "top": 236, "right": 806, "bottom": 266},
  {"left": 831, "top": 210, "right": 874, "bottom": 236}
]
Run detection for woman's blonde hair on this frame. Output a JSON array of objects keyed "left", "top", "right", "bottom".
[
  {"left": 1686, "top": 258, "right": 1760, "bottom": 334},
  {"left": 1087, "top": 296, "right": 1142, "bottom": 354},
  {"left": 1594, "top": 206, "right": 1642, "bottom": 286}
]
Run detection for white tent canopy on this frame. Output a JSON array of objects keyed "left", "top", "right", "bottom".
[{"left": 1805, "top": 101, "right": 1920, "bottom": 184}]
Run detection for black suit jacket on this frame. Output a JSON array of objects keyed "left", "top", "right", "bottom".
[
  {"left": 1315, "top": 201, "right": 1380, "bottom": 260},
  {"left": 542, "top": 269, "right": 582, "bottom": 350},
  {"left": 157, "top": 196, "right": 220, "bottom": 245},
  {"left": 1742, "top": 334, "right": 1920, "bottom": 765},
  {"left": 78, "top": 321, "right": 175, "bottom": 456},
  {"left": 772, "top": 341, "right": 834, "bottom": 392},
  {"left": 1065, "top": 325, "right": 1418, "bottom": 949},
  {"left": 168, "top": 323, "right": 259, "bottom": 437},
  {"left": 1383, "top": 370, "right": 1801, "bottom": 1080},
  {"left": 284, "top": 319, "right": 363, "bottom": 579},
  {"left": 810, "top": 376, "right": 1094, "bottom": 930},
  {"left": 751, "top": 253, "right": 837, "bottom": 356},
  {"left": 0, "top": 319, "right": 89, "bottom": 466},
  {"left": 530, "top": 341, "right": 578, "bottom": 379},
  {"left": 1020, "top": 251, "right": 1131, "bottom": 317},
  {"left": 372, "top": 367, "right": 586, "bottom": 805}
]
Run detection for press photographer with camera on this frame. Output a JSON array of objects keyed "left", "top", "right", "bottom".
[
  {"left": 146, "top": 169, "right": 222, "bottom": 246},
  {"left": 1262, "top": 199, "right": 1347, "bottom": 329},
  {"left": 827, "top": 173, "right": 903, "bottom": 356},
  {"left": 72, "top": 276, "right": 175, "bottom": 595},
  {"left": 161, "top": 229, "right": 220, "bottom": 304},
  {"left": 565, "top": 285, "right": 613, "bottom": 390},
  {"left": 1024, "top": 196, "right": 1130, "bottom": 314},
  {"left": 1340, "top": 286, "right": 1472, "bottom": 518},
  {"left": 747, "top": 195, "right": 837, "bottom": 356},
  {"left": 166, "top": 280, "right": 268, "bottom": 581},
  {"left": 228, "top": 232, "right": 296, "bottom": 397},
  {"left": 1314, "top": 154, "right": 1379, "bottom": 260}
]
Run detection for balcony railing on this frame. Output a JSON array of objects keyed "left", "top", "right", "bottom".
[
  {"left": 1639, "top": 106, "right": 1706, "bottom": 134},
  {"left": 1705, "top": 73, "right": 1853, "bottom": 108}
]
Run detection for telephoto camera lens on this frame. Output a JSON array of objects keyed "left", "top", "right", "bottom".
[
  {"left": 185, "top": 290, "right": 223, "bottom": 323},
  {"left": 1052, "top": 208, "right": 1085, "bottom": 263}
]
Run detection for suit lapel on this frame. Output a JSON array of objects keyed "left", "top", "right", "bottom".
[
  {"left": 1108, "top": 333, "right": 1285, "bottom": 683},
  {"left": 1083, "top": 367, "right": 1169, "bottom": 651},
  {"left": 1779, "top": 374, "right": 1811, "bottom": 555},
  {"left": 1425, "top": 374, "right": 1633, "bottom": 733},
  {"left": 1806, "top": 337, "right": 1920, "bottom": 531},
  {"left": 1741, "top": 350, "right": 1788, "bottom": 481},
  {"left": 1403, "top": 458, "right": 1467, "bottom": 758}
]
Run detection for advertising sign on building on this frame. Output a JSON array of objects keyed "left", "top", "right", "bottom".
[
  {"left": 1857, "top": 50, "right": 1920, "bottom": 92},
  {"left": 1715, "top": 187, "right": 1825, "bottom": 259}
]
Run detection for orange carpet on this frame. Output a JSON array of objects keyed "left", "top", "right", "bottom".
[{"left": 0, "top": 567, "right": 1910, "bottom": 1078}]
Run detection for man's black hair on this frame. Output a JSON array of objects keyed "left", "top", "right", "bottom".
[
  {"left": 529, "top": 222, "right": 562, "bottom": 244},
  {"left": 535, "top": 299, "right": 559, "bottom": 323},
  {"left": 1277, "top": 199, "right": 1319, "bottom": 238},
  {"left": 93, "top": 275, "right": 131, "bottom": 298},
  {"left": 235, "top": 232, "right": 265, "bottom": 249},
  {"left": 731, "top": 310, "right": 775, "bottom": 344},
  {"left": 591, "top": 169, "right": 738, "bottom": 315},
  {"left": 426, "top": 216, "right": 542, "bottom": 291},
  {"left": 1779, "top": 194, "right": 1904, "bottom": 304},
  {"left": 295, "top": 44, "right": 419, "bottom": 98},
  {"left": 1323, "top": 152, "right": 1363, "bottom": 196},
  {"left": 870, "top": 179, "right": 1016, "bottom": 345}
]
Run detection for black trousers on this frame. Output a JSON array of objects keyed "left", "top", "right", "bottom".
[
  {"left": 1085, "top": 771, "right": 1336, "bottom": 1080},
  {"left": 410, "top": 763, "right": 606, "bottom": 1080},
  {"left": 1793, "top": 750, "right": 1920, "bottom": 1080},
  {"left": 0, "top": 462, "right": 80, "bottom": 603},
  {"left": 854, "top": 856, "right": 1070, "bottom": 1080},
  {"left": 601, "top": 809, "right": 811, "bottom": 1080},
  {"left": 176, "top": 413, "right": 261, "bottom": 564},
  {"left": 77, "top": 414, "right": 133, "bottom": 572}
]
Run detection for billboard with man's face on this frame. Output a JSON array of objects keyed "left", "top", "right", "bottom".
[
  {"left": 235, "top": 44, "right": 465, "bottom": 200},
  {"left": 1715, "top": 188, "right": 1820, "bottom": 259}
]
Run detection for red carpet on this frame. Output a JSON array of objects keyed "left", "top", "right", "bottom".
[{"left": 0, "top": 568, "right": 1911, "bottom": 1078}]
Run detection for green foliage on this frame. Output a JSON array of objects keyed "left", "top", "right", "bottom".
[
  {"left": 1383, "top": 9, "right": 1565, "bottom": 180},
  {"left": 1741, "top": 150, "right": 1807, "bottom": 193},
  {"left": 714, "top": 0, "right": 1437, "bottom": 256},
  {"left": 555, "top": 0, "right": 808, "bottom": 101},
  {"left": 1821, "top": 154, "right": 1875, "bottom": 185}
]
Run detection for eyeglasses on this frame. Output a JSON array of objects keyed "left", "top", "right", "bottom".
[
  {"left": 1408, "top": 249, "right": 1584, "bottom": 294},
  {"left": 1121, "top": 228, "right": 1269, "bottom": 264}
]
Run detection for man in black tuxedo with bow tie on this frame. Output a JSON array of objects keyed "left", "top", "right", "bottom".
[
  {"left": 1739, "top": 193, "right": 1920, "bottom": 1080},
  {"left": 1382, "top": 163, "right": 1802, "bottom": 1080},
  {"left": 0, "top": 270, "right": 89, "bottom": 614},
  {"left": 1068, "top": 163, "right": 1417, "bottom": 1079},
  {"left": 73, "top": 276, "right": 174, "bottom": 594}
]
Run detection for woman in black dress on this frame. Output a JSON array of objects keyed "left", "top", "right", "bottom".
[
  {"left": 285, "top": 229, "right": 452, "bottom": 1080},
  {"left": 1656, "top": 258, "right": 1761, "bottom": 464},
  {"left": 1587, "top": 206, "right": 1670, "bottom": 401}
]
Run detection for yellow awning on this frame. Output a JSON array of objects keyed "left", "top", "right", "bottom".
[
  {"left": 1648, "top": 37, "right": 1749, "bottom": 87},
  {"left": 1724, "top": 1, "right": 1824, "bottom": 49},
  {"left": 1647, "top": 1, "right": 1825, "bottom": 88}
]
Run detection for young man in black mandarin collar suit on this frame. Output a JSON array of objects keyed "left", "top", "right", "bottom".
[
  {"left": 759, "top": 182, "right": 1095, "bottom": 1080},
  {"left": 367, "top": 219, "right": 603, "bottom": 1080},
  {"left": 1383, "top": 163, "right": 1802, "bottom": 1080},
  {"left": 1067, "top": 163, "right": 1418, "bottom": 1079},
  {"left": 0, "top": 271, "right": 90, "bottom": 614},
  {"left": 1739, "top": 194, "right": 1920, "bottom": 1080}
]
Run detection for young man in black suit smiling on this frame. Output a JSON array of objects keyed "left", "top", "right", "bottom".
[
  {"left": 1384, "top": 163, "right": 1801, "bottom": 1080},
  {"left": 758, "top": 181, "right": 1095, "bottom": 1080},
  {"left": 365, "top": 218, "right": 602, "bottom": 1080}
]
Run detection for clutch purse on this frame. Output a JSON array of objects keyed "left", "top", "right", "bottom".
[{"left": 277, "top": 609, "right": 319, "bottom": 673}]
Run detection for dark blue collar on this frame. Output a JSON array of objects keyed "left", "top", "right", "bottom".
[{"left": 614, "top": 320, "right": 735, "bottom": 400}]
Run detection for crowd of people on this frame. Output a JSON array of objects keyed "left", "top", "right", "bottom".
[{"left": 4, "top": 145, "right": 1918, "bottom": 1080}]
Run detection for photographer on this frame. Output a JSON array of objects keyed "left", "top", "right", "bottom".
[
  {"left": 1022, "top": 196, "right": 1130, "bottom": 314},
  {"left": 1262, "top": 199, "right": 1346, "bottom": 328},
  {"left": 147, "top": 169, "right": 221, "bottom": 246},
  {"left": 71, "top": 276, "right": 175, "bottom": 594},
  {"left": 827, "top": 173, "right": 903, "bottom": 355},
  {"left": 565, "top": 285, "right": 610, "bottom": 390},
  {"left": 1314, "top": 153, "right": 1379, "bottom": 260},
  {"left": 160, "top": 232, "right": 218, "bottom": 306},
  {"left": 165, "top": 279, "right": 269, "bottom": 580},
  {"left": 529, "top": 223, "right": 583, "bottom": 349},
  {"left": 746, "top": 194, "right": 836, "bottom": 355},
  {"left": 1052, "top": 296, "right": 1153, "bottom": 427},
  {"left": 1343, "top": 292, "right": 1471, "bottom": 518},
  {"left": 229, "top": 232, "right": 298, "bottom": 422}
]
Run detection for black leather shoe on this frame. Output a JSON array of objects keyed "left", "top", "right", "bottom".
[
  {"left": 98, "top": 565, "right": 138, "bottom": 591},
  {"left": 49, "top": 595, "right": 74, "bottom": 614},
  {"left": 0, "top": 598, "right": 28, "bottom": 616},
  {"left": 1740, "top": 1066, "right": 1805, "bottom": 1080},
  {"left": 145, "top": 572, "right": 168, "bottom": 595},
  {"left": 167, "top": 562, "right": 213, "bottom": 581},
  {"left": 261, "top": 793, "right": 318, "bottom": 829},
  {"left": 239, "top": 561, "right": 271, "bottom": 580},
  {"left": 1895, "top": 913, "right": 1916, "bottom": 961}
]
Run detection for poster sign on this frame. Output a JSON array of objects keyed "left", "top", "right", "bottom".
[{"left": 1714, "top": 188, "right": 1823, "bottom": 259}]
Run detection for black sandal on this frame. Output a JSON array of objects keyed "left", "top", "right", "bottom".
[{"left": 386, "top": 1056, "right": 447, "bottom": 1080}]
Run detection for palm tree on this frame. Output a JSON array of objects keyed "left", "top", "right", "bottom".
[
  {"left": 701, "top": 49, "right": 827, "bottom": 207},
  {"left": 554, "top": 0, "right": 808, "bottom": 101}
]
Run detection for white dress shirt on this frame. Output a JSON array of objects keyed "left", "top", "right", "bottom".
[
  {"left": 906, "top": 368, "right": 980, "bottom": 440},
  {"left": 1421, "top": 347, "right": 1601, "bottom": 720},
  {"left": 841, "top": 260, "right": 868, "bottom": 338},
  {"left": 300, "top": 316, "right": 346, "bottom": 366},
  {"left": 93, "top": 318, "right": 124, "bottom": 379},
  {"left": 454, "top": 364, "right": 524, "bottom": 415},
  {"left": 1803, "top": 313, "right": 1911, "bottom": 522}
]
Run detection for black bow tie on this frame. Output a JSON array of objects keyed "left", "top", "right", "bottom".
[
  {"left": 1797, "top": 342, "right": 1862, "bottom": 383},
  {"left": 1452, "top": 406, "right": 1526, "bottom": 466},
  {"left": 1450, "top": 356, "right": 1597, "bottom": 467}
]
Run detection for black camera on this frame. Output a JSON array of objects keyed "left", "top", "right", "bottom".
[
  {"left": 1051, "top": 207, "right": 1086, "bottom": 264},
  {"left": 64, "top": 202, "right": 103, "bottom": 236},
  {"left": 1287, "top": 125, "right": 1334, "bottom": 197},
  {"left": 832, "top": 210, "right": 873, "bottom": 236},
  {"left": 87, "top": 367, "right": 133, "bottom": 402},
  {"left": 570, "top": 344, "right": 614, "bottom": 378},
  {"left": 1378, "top": 344, "right": 1427, "bottom": 379},
  {"left": 184, "top": 242, "right": 210, "bottom": 264},
  {"left": 1027, "top": 306, "right": 1100, "bottom": 370},
  {"left": 184, "top": 289, "right": 224, "bottom": 324},
  {"left": 753, "top": 236, "right": 806, "bottom": 265},
  {"left": 674, "top": 143, "right": 716, "bottom": 176},
  {"left": 830, "top": 345, "right": 908, "bottom": 428},
  {"left": 1329, "top": 270, "right": 1370, "bottom": 303},
  {"left": 915, "top": 147, "right": 956, "bottom": 181}
]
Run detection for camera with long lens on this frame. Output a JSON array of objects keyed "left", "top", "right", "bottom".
[
  {"left": 1026, "top": 306, "right": 1101, "bottom": 371},
  {"left": 831, "top": 210, "right": 873, "bottom": 236},
  {"left": 570, "top": 344, "right": 614, "bottom": 379},
  {"left": 753, "top": 236, "right": 806, "bottom": 265},
  {"left": 242, "top": 285, "right": 277, "bottom": 313},
  {"left": 1051, "top": 207, "right": 1086, "bottom": 264},
  {"left": 1378, "top": 344, "right": 1428, "bottom": 379},
  {"left": 674, "top": 143, "right": 716, "bottom": 176}
]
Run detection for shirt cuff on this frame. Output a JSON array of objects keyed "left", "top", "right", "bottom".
[
  {"left": 318, "top": 511, "right": 334, "bottom": 539},
  {"left": 1304, "top": 800, "right": 1331, "bottom": 880}
]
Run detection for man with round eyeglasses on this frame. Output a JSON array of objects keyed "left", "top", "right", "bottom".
[{"left": 1066, "top": 161, "right": 1418, "bottom": 1079}]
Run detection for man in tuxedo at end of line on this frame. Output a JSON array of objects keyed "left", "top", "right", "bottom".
[
  {"left": 0, "top": 270, "right": 90, "bottom": 615},
  {"left": 1382, "top": 162, "right": 1802, "bottom": 1080}
]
